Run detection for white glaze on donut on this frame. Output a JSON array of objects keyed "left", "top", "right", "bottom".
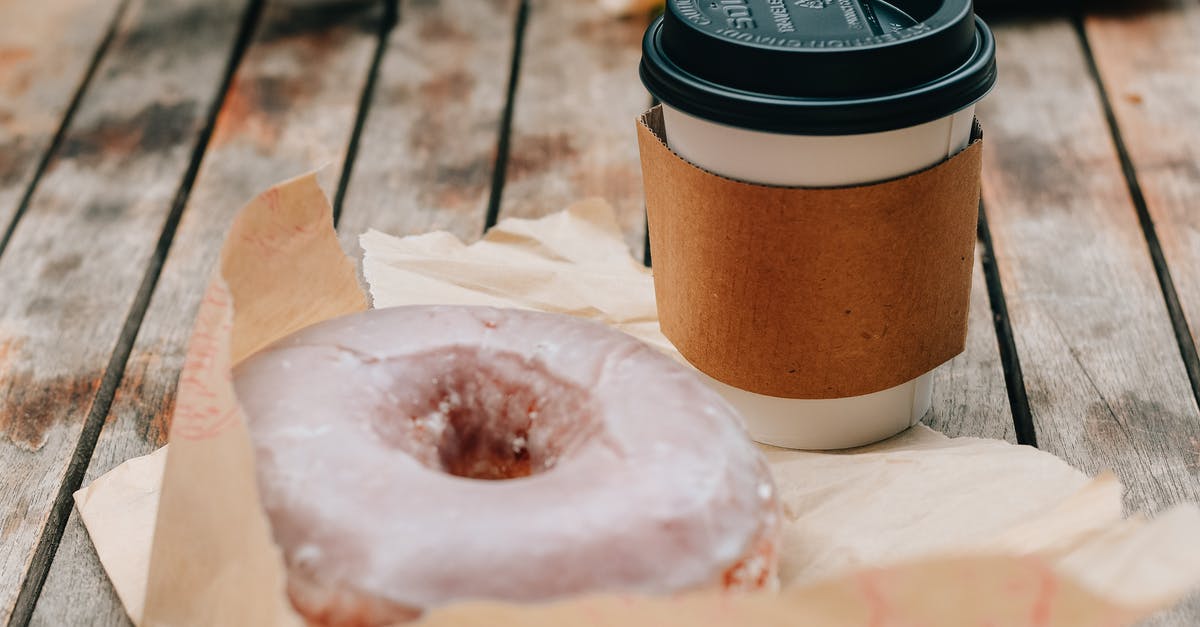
[{"left": 233, "top": 306, "right": 780, "bottom": 625}]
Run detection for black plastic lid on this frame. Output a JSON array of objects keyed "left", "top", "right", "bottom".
[{"left": 640, "top": 0, "right": 997, "bottom": 135}]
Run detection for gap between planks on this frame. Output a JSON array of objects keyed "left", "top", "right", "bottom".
[
  {"left": 28, "top": 3, "right": 390, "bottom": 624},
  {"left": 332, "top": 0, "right": 398, "bottom": 226},
  {"left": 493, "top": 0, "right": 653, "bottom": 259},
  {"left": 6, "top": 1, "right": 267, "bottom": 624},
  {"left": 1068, "top": 12, "right": 1200, "bottom": 619},
  {"left": 335, "top": 0, "right": 523, "bottom": 246},
  {"left": 1071, "top": 13, "right": 1200, "bottom": 429},
  {"left": 981, "top": 16, "right": 1200, "bottom": 517},
  {"left": 0, "top": 0, "right": 130, "bottom": 262},
  {"left": 978, "top": 203, "right": 1037, "bottom": 446},
  {"left": 482, "top": 0, "right": 531, "bottom": 232}
]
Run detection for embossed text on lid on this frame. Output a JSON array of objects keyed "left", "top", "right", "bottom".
[{"left": 641, "top": 0, "right": 997, "bottom": 134}]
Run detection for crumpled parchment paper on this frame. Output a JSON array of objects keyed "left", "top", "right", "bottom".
[{"left": 74, "top": 176, "right": 1200, "bottom": 626}]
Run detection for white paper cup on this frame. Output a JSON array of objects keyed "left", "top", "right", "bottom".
[
  {"left": 640, "top": 1, "right": 996, "bottom": 449},
  {"left": 643, "top": 1, "right": 998, "bottom": 449},
  {"left": 661, "top": 104, "right": 976, "bottom": 450}
]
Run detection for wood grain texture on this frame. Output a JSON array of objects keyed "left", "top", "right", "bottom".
[
  {"left": 0, "top": 0, "right": 250, "bottom": 621},
  {"left": 979, "top": 18, "right": 1200, "bottom": 515},
  {"left": 1082, "top": 7, "right": 1200, "bottom": 623},
  {"left": 497, "top": 0, "right": 652, "bottom": 258},
  {"left": 0, "top": 0, "right": 125, "bottom": 237},
  {"left": 26, "top": 4, "right": 384, "bottom": 625},
  {"left": 925, "top": 246, "right": 1015, "bottom": 442},
  {"left": 1084, "top": 2, "right": 1200, "bottom": 389},
  {"left": 337, "top": 0, "right": 520, "bottom": 250}
]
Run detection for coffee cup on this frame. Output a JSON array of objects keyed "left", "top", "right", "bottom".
[{"left": 639, "top": 0, "right": 997, "bottom": 450}]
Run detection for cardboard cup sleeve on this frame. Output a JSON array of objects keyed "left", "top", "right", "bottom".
[{"left": 637, "top": 106, "right": 984, "bottom": 400}]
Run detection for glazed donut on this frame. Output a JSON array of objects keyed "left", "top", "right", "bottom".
[{"left": 233, "top": 305, "right": 780, "bottom": 625}]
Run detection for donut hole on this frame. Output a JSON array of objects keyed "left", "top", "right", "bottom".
[{"left": 375, "top": 348, "right": 599, "bottom": 481}]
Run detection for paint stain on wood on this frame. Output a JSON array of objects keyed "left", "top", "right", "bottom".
[
  {"left": 429, "top": 156, "right": 493, "bottom": 208},
  {"left": 120, "top": 4, "right": 235, "bottom": 58},
  {"left": 0, "top": 372, "right": 100, "bottom": 452},
  {"left": 1081, "top": 391, "right": 1200, "bottom": 472},
  {"left": 39, "top": 253, "right": 83, "bottom": 281},
  {"left": 1, "top": 494, "right": 31, "bottom": 543},
  {"left": 84, "top": 200, "right": 125, "bottom": 223},
  {"left": 211, "top": 78, "right": 266, "bottom": 149},
  {"left": 989, "top": 135, "right": 1086, "bottom": 213},
  {"left": 147, "top": 391, "right": 175, "bottom": 448},
  {"left": 7, "top": 69, "right": 33, "bottom": 96},
  {"left": 0, "top": 335, "right": 24, "bottom": 366},
  {"left": 411, "top": 110, "right": 451, "bottom": 154},
  {"left": 255, "top": 76, "right": 312, "bottom": 114},
  {"left": 506, "top": 132, "right": 579, "bottom": 180},
  {"left": 0, "top": 318, "right": 97, "bottom": 454},
  {"left": 111, "top": 351, "right": 175, "bottom": 448},
  {"left": 23, "top": 296, "right": 58, "bottom": 317},
  {"left": 0, "top": 137, "right": 39, "bottom": 185},
  {"left": 403, "top": 68, "right": 496, "bottom": 205},
  {"left": 0, "top": 46, "right": 32, "bottom": 71},
  {"left": 378, "top": 81, "right": 414, "bottom": 104},
  {"left": 418, "top": 15, "right": 470, "bottom": 43},
  {"left": 257, "top": 2, "right": 378, "bottom": 43},
  {"left": 211, "top": 73, "right": 320, "bottom": 150},
  {"left": 58, "top": 101, "right": 199, "bottom": 165},
  {"left": 0, "top": 47, "right": 33, "bottom": 95},
  {"left": 420, "top": 70, "right": 475, "bottom": 103}
]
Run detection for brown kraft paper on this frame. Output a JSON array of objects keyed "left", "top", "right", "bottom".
[
  {"left": 637, "top": 106, "right": 984, "bottom": 399},
  {"left": 142, "top": 173, "right": 368, "bottom": 625}
]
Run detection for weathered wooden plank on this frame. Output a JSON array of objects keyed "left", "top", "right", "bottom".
[
  {"left": 925, "top": 245, "right": 1015, "bottom": 442},
  {"left": 337, "top": 0, "right": 521, "bottom": 249},
  {"left": 1081, "top": 7, "right": 1200, "bottom": 623},
  {"left": 0, "top": 0, "right": 125, "bottom": 239},
  {"left": 1084, "top": 1, "right": 1200, "bottom": 400},
  {"left": 30, "top": 521, "right": 128, "bottom": 627},
  {"left": 979, "top": 18, "right": 1200, "bottom": 515},
  {"left": 0, "top": 0, "right": 251, "bottom": 622},
  {"left": 26, "top": 3, "right": 384, "bottom": 625},
  {"left": 496, "top": 0, "right": 652, "bottom": 258}
]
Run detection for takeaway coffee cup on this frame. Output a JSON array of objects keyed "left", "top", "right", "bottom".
[{"left": 639, "top": 0, "right": 997, "bottom": 450}]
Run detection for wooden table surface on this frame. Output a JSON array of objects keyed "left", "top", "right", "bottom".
[{"left": 1, "top": 0, "right": 1199, "bottom": 624}]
